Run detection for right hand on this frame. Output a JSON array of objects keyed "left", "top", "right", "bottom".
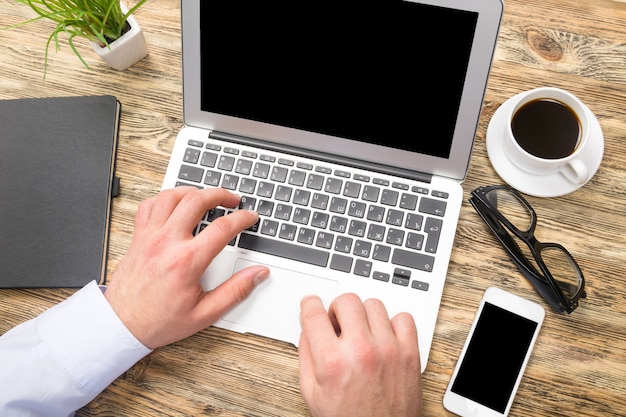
[{"left": 298, "top": 293, "right": 423, "bottom": 417}]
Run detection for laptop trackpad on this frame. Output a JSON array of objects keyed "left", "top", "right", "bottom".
[{"left": 220, "top": 258, "right": 339, "bottom": 346}]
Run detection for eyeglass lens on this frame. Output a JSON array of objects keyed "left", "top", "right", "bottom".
[
  {"left": 485, "top": 188, "right": 582, "bottom": 301},
  {"left": 485, "top": 188, "right": 533, "bottom": 232},
  {"left": 538, "top": 246, "right": 583, "bottom": 299}
]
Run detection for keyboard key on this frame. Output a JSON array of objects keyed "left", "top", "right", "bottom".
[
  {"left": 239, "top": 178, "right": 257, "bottom": 194},
  {"left": 260, "top": 219, "right": 279, "bottom": 236},
  {"left": 419, "top": 197, "right": 447, "bottom": 216},
  {"left": 235, "top": 159, "right": 253, "bottom": 175},
  {"left": 307, "top": 173, "right": 324, "bottom": 190},
  {"left": 348, "top": 220, "right": 366, "bottom": 237},
  {"left": 425, "top": 217, "right": 443, "bottom": 253},
  {"left": 200, "top": 151, "right": 218, "bottom": 167},
  {"left": 405, "top": 213, "right": 423, "bottom": 230},
  {"left": 220, "top": 173, "right": 238, "bottom": 190},
  {"left": 362, "top": 185, "right": 380, "bottom": 202},
  {"left": 372, "top": 244, "right": 391, "bottom": 262},
  {"left": 311, "top": 193, "right": 329, "bottom": 210},
  {"left": 334, "top": 236, "right": 353, "bottom": 253},
  {"left": 354, "top": 259, "right": 372, "bottom": 277},
  {"left": 205, "top": 208, "right": 226, "bottom": 222},
  {"left": 381, "top": 189, "right": 399, "bottom": 206},
  {"left": 373, "top": 271, "right": 390, "bottom": 282},
  {"left": 293, "top": 208, "right": 311, "bottom": 224},
  {"left": 271, "top": 166, "right": 288, "bottom": 182},
  {"left": 330, "top": 216, "right": 348, "bottom": 233},
  {"left": 400, "top": 193, "right": 418, "bottom": 210},
  {"left": 315, "top": 232, "right": 334, "bottom": 249},
  {"left": 329, "top": 197, "right": 348, "bottom": 214},
  {"left": 275, "top": 185, "right": 292, "bottom": 201},
  {"left": 353, "top": 240, "right": 372, "bottom": 257},
  {"left": 253, "top": 162, "right": 270, "bottom": 178},
  {"left": 311, "top": 212, "right": 329, "bottom": 229},
  {"left": 256, "top": 182, "right": 274, "bottom": 197},
  {"left": 392, "top": 249, "right": 434, "bottom": 272},
  {"left": 343, "top": 181, "right": 361, "bottom": 198},
  {"left": 386, "top": 228, "right": 405, "bottom": 246},
  {"left": 274, "top": 203, "right": 292, "bottom": 220},
  {"left": 367, "top": 224, "right": 386, "bottom": 241},
  {"left": 366, "top": 205, "right": 385, "bottom": 222},
  {"left": 411, "top": 281, "right": 430, "bottom": 291},
  {"left": 178, "top": 165, "right": 204, "bottom": 183},
  {"left": 406, "top": 232, "right": 424, "bottom": 250},
  {"left": 203, "top": 170, "right": 221, "bottom": 186},
  {"left": 184, "top": 148, "right": 201, "bottom": 163},
  {"left": 217, "top": 155, "right": 235, "bottom": 171},
  {"left": 279, "top": 224, "right": 297, "bottom": 240},
  {"left": 330, "top": 254, "right": 353, "bottom": 273},
  {"left": 297, "top": 227, "right": 315, "bottom": 245},
  {"left": 325, "top": 177, "right": 343, "bottom": 194},
  {"left": 288, "top": 170, "right": 307, "bottom": 186},
  {"left": 385, "top": 209, "right": 404, "bottom": 226},
  {"left": 348, "top": 201, "right": 366, "bottom": 218},
  {"left": 239, "top": 196, "right": 256, "bottom": 211},
  {"left": 238, "top": 233, "right": 329, "bottom": 267},
  {"left": 257, "top": 200, "right": 274, "bottom": 216},
  {"left": 293, "top": 189, "right": 311, "bottom": 205}
]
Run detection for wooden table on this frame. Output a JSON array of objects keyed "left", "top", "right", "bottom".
[{"left": 1, "top": 0, "right": 625, "bottom": 415}]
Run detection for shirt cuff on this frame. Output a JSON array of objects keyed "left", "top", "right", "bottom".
[{"left": 36, "top": 280, "right": 152, "bottom": 397}]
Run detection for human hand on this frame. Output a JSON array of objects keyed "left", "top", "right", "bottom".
[
  {"left": 105, "top": 187, "right": 269, "bottom": 349},
  {"left": 298, "top": 293, "right": 423, "bottom": 417}
]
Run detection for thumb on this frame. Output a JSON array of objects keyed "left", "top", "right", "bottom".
[{"left": 196, "top": 265, "right": 270, "bottom": 325}]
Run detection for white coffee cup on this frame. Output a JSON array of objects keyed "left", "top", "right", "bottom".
[{"left": 503, "top": 87, "right": 590, "bottom": 185}]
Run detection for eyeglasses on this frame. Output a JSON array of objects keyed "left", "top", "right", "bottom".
[{"left": 469, "top": 185, "right": 586, "bottom": 314}]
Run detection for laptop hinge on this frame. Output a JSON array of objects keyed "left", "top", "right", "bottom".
[{"left": 208, "top": 131, "right": 433, "bottom": 184}]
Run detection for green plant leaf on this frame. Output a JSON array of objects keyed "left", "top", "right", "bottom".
[{"left": 3, "top": 0, "right": 147, "bottom": 76}]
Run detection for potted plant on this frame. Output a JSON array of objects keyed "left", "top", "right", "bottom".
[{"left": 4, "top": 0, "right": 149, "bottom": 76}]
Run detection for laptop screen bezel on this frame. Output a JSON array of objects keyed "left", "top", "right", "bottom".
[{"left": 180, "top": 0, "right": 503, "bottom": 182}]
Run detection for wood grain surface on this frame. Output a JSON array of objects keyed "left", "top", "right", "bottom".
[{"left": 1, "top": 0, "right": 625, "bottom": 415}]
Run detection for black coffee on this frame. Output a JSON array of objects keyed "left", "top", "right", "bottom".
[{"left": 511, "top": 98, "right": 581, "bottom": 159}]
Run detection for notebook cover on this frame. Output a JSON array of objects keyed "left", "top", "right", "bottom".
[{"left": 0, "top": 95, "right": 121, "bottom": 288}]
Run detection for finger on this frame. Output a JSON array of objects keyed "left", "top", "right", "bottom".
[
  {"left": 327, "top": 293, "right": 370, "bottom": 339},
  {"left": 145, "top": 186, "right": 200, "bottom": 229},
  {"left": 391, "top": 312, "right": 421, "bottom": 373},
  {"left": 390, "top": 312, "right": 419, "bottom": 348},
  {"left": 166, "top": 188, "right": 243, "bottom": 236},
  {"left": 297, "top": 328, "right": 315, "bottom": 393},
  {"left": 191, "top": 209, "right": 259, "bottom": 268},
  {"left": 133, "top": 194, "right": 158, "bottom": 235},
  {"left": 299, "top": 295, "right": 338, "bottom": 354},
  {"left": 362, "top": 298, "right": 394, "bottom": 337},
  {"left": 194, "top": 265, "right": 270, "bottom": 326}
]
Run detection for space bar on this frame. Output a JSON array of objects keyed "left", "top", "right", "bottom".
[{"left": 238, "top": 233, "right": 330, "bottom": 267}]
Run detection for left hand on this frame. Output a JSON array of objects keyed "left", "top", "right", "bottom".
[{"left": 105, "top": 187, "right": 269, "bottom": 349}]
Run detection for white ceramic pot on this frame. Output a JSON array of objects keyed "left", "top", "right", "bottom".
[{"left": 90, "top": 4, "right": 148, "bottom": 70}]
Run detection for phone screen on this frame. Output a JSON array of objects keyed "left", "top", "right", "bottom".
[{"left": 450, "top": 302, "right": 538, "bottom": 413}]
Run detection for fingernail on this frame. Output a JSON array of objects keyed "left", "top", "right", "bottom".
[{"left": 253, "top": 268, "right": 270, "bottom": 286}]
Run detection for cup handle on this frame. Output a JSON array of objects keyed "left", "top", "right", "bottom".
[{"left": 561, "top": 158, "right": 589, "bottom": 184}]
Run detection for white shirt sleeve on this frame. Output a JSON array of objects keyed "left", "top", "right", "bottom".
[{"left": 0, "top": 280, "right": 152, "bottom": 417}]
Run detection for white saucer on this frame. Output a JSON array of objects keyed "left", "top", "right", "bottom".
[{"left": 486, "top": 93, "right": 604, "bottom": 197}]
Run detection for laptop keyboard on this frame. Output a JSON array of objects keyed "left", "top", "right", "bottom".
[{"left": 175, "top": 138, "right": 450, "bottom": 292}]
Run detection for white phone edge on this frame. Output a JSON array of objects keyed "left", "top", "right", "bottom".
[{"left": 442, "top": 287, "right": 545, "bottom": 417}]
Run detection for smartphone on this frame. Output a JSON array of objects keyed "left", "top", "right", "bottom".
[{"left": 443, "top": 287, "right": 545, "bottom": 417}]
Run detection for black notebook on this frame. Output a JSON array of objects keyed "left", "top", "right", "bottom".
[{"left": 0, "top": 95, "right": 121, "bottom": 288}]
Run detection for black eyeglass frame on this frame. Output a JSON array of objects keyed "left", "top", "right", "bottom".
[{"left": 469, "top": 185, "right": 586, "bottom": 314}]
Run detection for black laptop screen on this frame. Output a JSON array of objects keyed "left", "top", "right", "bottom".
[{"left": 199, "top": 2, "right": 478, "bottom": 159}]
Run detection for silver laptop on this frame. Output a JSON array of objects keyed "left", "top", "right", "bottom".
[{"left": 162, "top": 0, "right": 503, "bottom": 372}]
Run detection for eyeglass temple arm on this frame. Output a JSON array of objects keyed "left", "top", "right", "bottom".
[{"left": 469, "top": 196, "right": 567, "bottom": 312}]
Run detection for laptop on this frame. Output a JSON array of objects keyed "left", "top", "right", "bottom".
[{"left": 162, "top": 0, "right": 503, "bottom": 372}]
